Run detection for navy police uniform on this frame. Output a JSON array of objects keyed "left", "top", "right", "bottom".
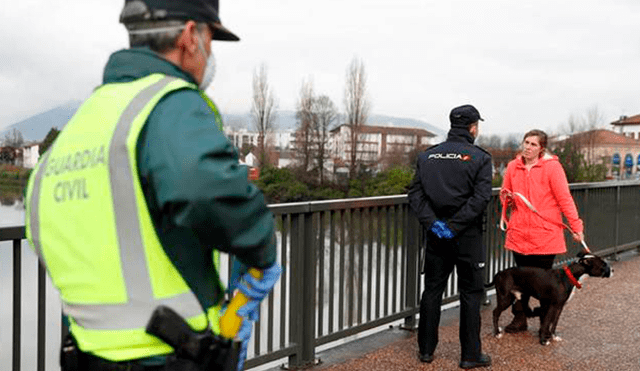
[{"left": 408, "top": 105, "right": 492, "bottom": 363}]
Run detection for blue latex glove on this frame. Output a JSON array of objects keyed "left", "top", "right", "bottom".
[
  {"left": 234, "top": 263, "right": 281, "bottom": 371},
  {"left": 236, "top": 263, "right": 282, "bottom": 303},
  {"left": 234, "top": 263, "right": 281, "bottom": 336},
  {"left": 236, "top": 319, "right": 253, "bottom": 371},
  {"left": 430, "top": 220, "right": 454, "bottom": 239}
]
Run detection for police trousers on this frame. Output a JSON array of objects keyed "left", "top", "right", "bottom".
[{"left": 417, "top": 228, "right": 486, "bottom": 360}]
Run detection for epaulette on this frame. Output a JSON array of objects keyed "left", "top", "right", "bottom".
[
  {"left": 424, "top": 143, "right": 442, "bottom": 152},
  {"left": 474, "top": 145, "right": 491, "bottom": 156}
]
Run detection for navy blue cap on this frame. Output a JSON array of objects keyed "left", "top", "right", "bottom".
[
  {"left": 449, "top": 105, "right": 484, "bottom": 129},
  {"left": 120, "top": 0, "right": 239, "bottom": 41}
]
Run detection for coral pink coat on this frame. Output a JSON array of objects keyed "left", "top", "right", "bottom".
[{"left": 501, "top": 153, "right": 583, "bottom": 255}]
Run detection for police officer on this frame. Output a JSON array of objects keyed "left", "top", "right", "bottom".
[
  {"left": 408, "top": 104, "right": 492, "bottom": 369},
  {"left": 24, "top": 0, "right": 279, "bottom": 370}
]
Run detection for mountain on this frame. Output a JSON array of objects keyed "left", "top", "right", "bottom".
[
  {"left": 2, "top": 103, "right": 446, "bottom": 143},
  {"left": 1, "top": 101, "right": 82, "bottom": 142}
]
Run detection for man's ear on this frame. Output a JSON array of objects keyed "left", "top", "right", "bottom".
[
  {"left": 468, "top": 122, "right": 479, "bottom": 137},
  {"left": 176, "top": 20, "right": 199, "bottom": 54}
]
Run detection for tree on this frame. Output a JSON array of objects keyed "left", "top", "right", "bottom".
[
  {"left": 3, "top": 128, "right": 24, "bottom": 148},
  {"left": 343, "top": 57, "right": 370, "bottom": 180},
  {"left": 251, "top": 63, "right": 277, "bottom": 168},
  {"left": 553, "top": 141, "right": 582, "bottom": 183},
  {"left": 503, "top": 134, "right": 521, "bottom": 150},
  {"left": 40, "top": 127, "right": 61, "bottom": 155},
  {"left": 380, "top": 143, "right": 407, "bottom": 171},
  {"left": 312, "top": 95, "right": 337, "bottom": 185},
  {"left": 553, "top": 139, "right": 607, "bottom": 183},
  {"left": 366, "top": 165, "right": 414, "bottom": 196},
  {"left": 294, "top": 81, "right": 337, "bottom": 185},
  {"left": 476, "top": 134, "right": 502, "bottom": 149},
  {"left": 559, "top": 106, "right": 607, "bottom": 182},
  {"left": 253, "top": 165, "right": 310, "bottom": 203},
  {"left": 581, "top": 106, "right": 605, "bottom": 180},
  {"left": 294, "top": 79, "right": 315, "bottom": 176},
  {"left": 0, "top": 147, "right": 16, "bottom": 164}
]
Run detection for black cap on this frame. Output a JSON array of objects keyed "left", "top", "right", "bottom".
[
  {"left": 449, "top": 104, "right": 484, "bottom": 129},
  {"left": 120, "top": 0, "right": 239, "bottom": 41}
]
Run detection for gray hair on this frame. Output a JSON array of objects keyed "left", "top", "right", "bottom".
[{"left": 126, "top": 21, "right": 209, "bottom": 53}]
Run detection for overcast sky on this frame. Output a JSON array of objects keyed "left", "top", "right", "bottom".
[{"left": 2, "top": 0, "right": 639, "bottom": 136}]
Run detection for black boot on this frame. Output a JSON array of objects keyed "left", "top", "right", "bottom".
[{"left": 460, "top": 354, "right": 492, "bottom": 369}]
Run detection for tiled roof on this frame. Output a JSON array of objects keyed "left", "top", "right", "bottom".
[
  {"left": 610, "top": 114, "right": 640, "bottom": 126},
  {"left": 554, "top": 129, "right": 640, "bottom": 146},
  {"left": 331, "top": 124, "right": 436, "bottom": 137}
]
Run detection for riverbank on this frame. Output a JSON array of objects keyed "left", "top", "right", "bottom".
[{"left": 0, "top": 164, "right": 30, "bottom": 199}]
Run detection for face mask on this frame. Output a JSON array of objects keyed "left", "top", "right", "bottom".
[{"left": 197, "top": 34, "right": 216, "bottom": 90}]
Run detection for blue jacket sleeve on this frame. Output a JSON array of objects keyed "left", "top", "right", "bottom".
[{"left": 138, "top": 89, "right": 276, "bottom": 268}]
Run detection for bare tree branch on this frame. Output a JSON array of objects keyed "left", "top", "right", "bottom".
[
  {"left": 294, "top": 79, "right": 338, "bottom": 185},
  {"left": 313, "top": 95, "right": 337, "bottom": 185},
  {"left": 343, "top": 57, "right": 370, "bottom": 179},
  {"left": 294, "top": 79, "right": 315, "bottom": 174},
  {"left": 251, "top": 63, "right": 278, "bottom": 167},
  {"left": 3, "top": 128, "right": 25, "bottom": 148}
]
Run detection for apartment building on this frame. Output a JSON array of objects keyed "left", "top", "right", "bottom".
[
  {"left": 329, "top": 124, "right": 437, "bottom": 172},
  {"left": 610, "top": 114, "right": 640, "bottom": 139}
]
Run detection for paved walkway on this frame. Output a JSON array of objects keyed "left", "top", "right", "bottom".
[{"left": 308, "top": 250, "right": 640, "bottom": 371}]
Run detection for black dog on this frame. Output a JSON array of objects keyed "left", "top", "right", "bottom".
[{"left": 486, "top": 253, "right": 612, "bottom": 345}]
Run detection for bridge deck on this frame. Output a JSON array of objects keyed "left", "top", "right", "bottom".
[{"left": 300, "top": 250, "right": 639, "bottom": 371}]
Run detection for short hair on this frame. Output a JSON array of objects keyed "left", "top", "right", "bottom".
[
  {"left": 125, "top": 20, "right": 208, "bottom": 53},
  {"left": 522, "top": 129, "right": 549, "bottom": 159},
  {"left": 523, "top": 129, "right": 548, "bottom": 149}
]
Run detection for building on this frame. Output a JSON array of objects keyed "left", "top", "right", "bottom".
[
  {"left": 224, "top": 124, "right": 438, "bottom": 175},
  {"left": 224, "top": 127, "right": 259, "bottom": 151},
  {"left": 610, "top": 114, "right": 640, "bottom": 139},
  {"left": 271, "top": 130, "right": 296, "bottom": 152},
  {"left": 551, "top": 129, "right": 640, "bottom": 179},
  {"left": 21, "top": 143, "right": 40, "bottom": 169},
  {"left": 329, "top": 124, "right": 437, "bottom": 173},
  {"left": 0, "top": 143, "right": 40, "bottom": 168}
]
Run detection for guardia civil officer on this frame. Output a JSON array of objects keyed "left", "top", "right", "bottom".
[
  {"left": 408, "top": 105, "right": 492, "bottom": 369},
  {"left": 24, "top": 1, "right": 280, "bottom": 370}
]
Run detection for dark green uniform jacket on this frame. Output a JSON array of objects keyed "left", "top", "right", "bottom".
[{"left": 103, "top": 48, "right": 277, "bottom": 310}]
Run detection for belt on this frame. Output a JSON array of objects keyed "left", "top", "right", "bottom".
[{"left": 80, "top": 351, "right": 165, "bottom": 371}]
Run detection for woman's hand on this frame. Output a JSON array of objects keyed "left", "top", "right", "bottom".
[{"left": 572, "top": 231, "right": 584, "bottom": 242}]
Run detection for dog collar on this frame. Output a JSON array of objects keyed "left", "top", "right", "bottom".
[{"left": 563, "top": 265, "right": 582, "bottom": 289}]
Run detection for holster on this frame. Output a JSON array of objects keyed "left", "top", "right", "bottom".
[
  {"left": 170, "top": 333, "right": 240, "bottom": 371},
  {"left": 145, "top": 305, "right": 241, "bottom": 371},
  {"left": 60, "top": 334, "right": 80, "bottom": 371}
]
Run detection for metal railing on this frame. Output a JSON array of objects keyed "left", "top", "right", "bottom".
[{"left": 2, "top": 181, "right": 640, "bottom": 371}]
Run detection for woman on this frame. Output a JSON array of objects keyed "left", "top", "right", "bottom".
[{"left": 500, "top": 129, "right": 584, "bottom": 333}]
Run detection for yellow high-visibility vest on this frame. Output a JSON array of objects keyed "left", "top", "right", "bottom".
[{"left": 25, "top": 73, "right": 223, "bottom": 361}]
